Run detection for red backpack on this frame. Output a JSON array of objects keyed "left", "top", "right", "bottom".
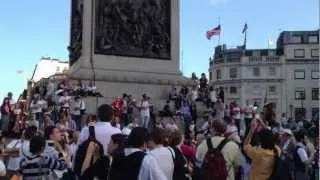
[{"left": 202, "top": 138, "right": 229, "bottom": 180}]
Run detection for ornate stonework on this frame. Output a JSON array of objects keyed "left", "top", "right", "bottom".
[
  {"left": 68, "top": 0, "right": 83, "bottom": 65},
  {"left": 94, "top": 0, "right": 171, "bottom": 59}
]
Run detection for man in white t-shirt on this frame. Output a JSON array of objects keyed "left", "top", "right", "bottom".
[
  {"left": 140, "top": 94, "right": 150, "bottom": 129},
  {"left": 79, "top": 104, "right": 121, "bottom": 155},
  {"left": 148, "top": 128, "right": 175, "bottom": 180},
  {"left": 71, "top": 96, "right": 82, "bottom": 130}
]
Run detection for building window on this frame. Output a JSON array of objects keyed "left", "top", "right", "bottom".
[
  {"left": 268, "top": 50, "right": 276, "bottom": 56},
  {"left": 253, "top": 67, "right": 260, "bottom": 77},
  {"left": 294, "top": 70, "right": 305, "bottom": 79},
  {"left": 269, "top": 86, "right": 276, "bottom": 94},
  {"left": 229, "top": 68, "right": 237, "bottom": 78},
  {"left": 230, "top": 87, "right": 237, "bottom": 94},
  {"left": 295, "top": 108, "right": 306, "bottom": 120},
  {"left": 311, "top": 70, "right": 319, "bottom": 79},
  {"left": 216, "top": 69, "right": 221, "bottom": 80},
  {"left": 294, "top": 49, "right": 305, "bottom": 58},
  {"left": 311, "top": 49, "right": 319, "bottom": 57},
  {"left": 209, "top": 72, "right": 212, "bottom": 81},
  {"left": 291, "top": 35, "right": 302, "bottom": 43},
  {"left": 252, "top": 51, "right": 260, "bottom": 56},
  {"left": 268, "top": 66, "right": 276, "bottom": 76},
  {"left": 295, "top": 88, "right": 305, "bottom": 100},
  {"left": 312, "top": 107, "right": 319, "bottom": 121},
  {"left": 312, "top": 88, "right": 319, "bottom": 100},
  {"left": 56, "top": 66, "right": 60, "bottom": 72},
  {"left": 308, "top": 35, "right": 318, "bottom": 43}
]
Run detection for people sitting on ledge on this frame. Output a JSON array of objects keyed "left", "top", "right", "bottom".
[{"left": 86, "top": 81, "right": 103, "bottom": 97}]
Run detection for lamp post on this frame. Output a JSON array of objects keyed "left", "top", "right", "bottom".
[
  {"left": 289, "top": 104, "right": 293, "bottom": 119},
  {"left": 299, "top": 92, "right": 304, "bottom": 120}
]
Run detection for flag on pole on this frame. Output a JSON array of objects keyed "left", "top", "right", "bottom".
[
  {"left": 206, "top": 25, "right": 221, "bottom": 40},
  {"left": 263, "top": 88, "right": 268, "bottom": 105},
  {"left": 242, "top": 23, "right": 248, "bottom": 34}
]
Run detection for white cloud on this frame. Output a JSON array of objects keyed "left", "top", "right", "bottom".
[{"left": 209, "top": 0, "right": 229, "bottom": 6}]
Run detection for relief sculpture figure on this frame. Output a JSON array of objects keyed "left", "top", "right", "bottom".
[{"left": 95, "top": 0, "right": 171, "bottom": 59}]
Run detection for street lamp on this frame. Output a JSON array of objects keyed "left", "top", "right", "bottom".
[{"left": 299, "top": 92, "right": 304, "bottom": 120}]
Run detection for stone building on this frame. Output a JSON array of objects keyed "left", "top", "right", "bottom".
[
  {"left": 31, "top": 57, "right": 68, "bottom": 82},
  {"left": 209, "top": 30, "right": 319, "bottom": 120}
]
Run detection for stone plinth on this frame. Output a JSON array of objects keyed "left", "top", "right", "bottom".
[{"left": 68, "top": 0, "right": 189, "bottom": 111}]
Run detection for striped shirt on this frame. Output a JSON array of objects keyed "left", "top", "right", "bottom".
[{"left": 19, "top": 154, "right": 67, "bottom": 180}]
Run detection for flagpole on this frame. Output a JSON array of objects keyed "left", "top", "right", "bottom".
[{"left": 244, "top": 27, "right": 247, "bottom": 49}]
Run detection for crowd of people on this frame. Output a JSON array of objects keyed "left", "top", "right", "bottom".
[{"left": 0, "top": 73, "right": 318, "bottom": 180}]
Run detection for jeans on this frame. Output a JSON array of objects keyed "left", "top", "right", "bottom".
[
  {"left": 35, "top": 112, "right": 43, "bottom": 129},
  {"left": 141, "top": 116, "right": 150, "bottom": 129},
  {"left": 295, "top": 171, "right": 307, "bottom": 180}
]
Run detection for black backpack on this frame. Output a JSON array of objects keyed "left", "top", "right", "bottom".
[
  {"left": 170, "top": 146, "right": 189, "bottom": 180},
  {"left": 268, "top": 149, "right": 292, "bottom": 180},
  {"left": 74, "top": 126, "right": 104, "bottom": 177},
  {"left": 121, "top": 151, "right": 146, "bottom": 180}
]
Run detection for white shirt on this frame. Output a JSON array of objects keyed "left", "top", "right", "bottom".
[
  {"left": 59, "top": 96, "right": 71, "bottom": 108},
  {"left": 46, "top": 82, "right": 55, "bottom": 96},
  {"left": 39, "top": 99, "right": 47, "bottom": 110},
  {"left": 281, "top": 117, "right": 288, "bottom": 126},
  {"left": 7, "top": 140, "right": 30, "bottom": 171},
  {"left": 86, "top": 85, "right": 97, "bottom": 92},
  {"left": 6, "top": 139, "right": 21, "bottom": 171},
  {"left": 124, "top": 148, "right": 166, "bottom": 180},
  {"left": 165, "top": 123, "right": 178, "bottom": 131},
  {"left": 140, "top": 100, "right": 150, "bottom": 117},
  {"left": 30, "top": 101, "right": 42, "bottom": 114},
  {"left": 297, "top": 142, "right": 308, "bottom": 163},
  {"left": 244, "top": 105, "right": 253, "bottom": 118},
  {"left": 71, "top": 100, "right": 81, "bottom": 115},
  {"left": 80, "top": 99, "right": 86, "bottom": 110},
  {"left": 210, "top": 90, "right": 217, "bottom": 103},
  {"left": 232, "top": 107, "right": 241, "bottom": 120},
  {"left": 122, "top": 127, "right": 132, "bottom": 136},
  {"left": 79, "top": 122, "right": 121, "bottom": 155},
  {"left": 190, "top": 90, "right": 198, "bottom": 102},
  {"left": 149, "top": 146, "right": 175, "bottom": 180}
]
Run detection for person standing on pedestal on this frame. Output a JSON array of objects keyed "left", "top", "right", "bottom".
[{"left": 140, "top": 94, "right": 150, "bottom": 129}]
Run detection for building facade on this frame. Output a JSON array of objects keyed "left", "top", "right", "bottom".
[
  {"left": 209, "top": 30, "right": 319, "bottom": 120},
  {"left": 31, "top": 57, "right": 69, "bottom": 82}
]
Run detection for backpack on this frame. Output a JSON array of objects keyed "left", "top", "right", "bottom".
[
  {"left": 121, "top": 151, "right": 146, "bottom": 180},
  {"left": 170, "top": 147, "right": 189, "bottom": 180},
  {"left": 74, "top": 126, "right": 104, "bottom": 178},
  {"left": 268, "top": 149, "right": 292, "bottom": 180},
  {"left": 202, "top": 138, "right": 229, "bottom": 180}
]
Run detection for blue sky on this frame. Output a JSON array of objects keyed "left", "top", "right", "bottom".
[{"left": 0, "top": 0, "right": 318, "bottom": 100}]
